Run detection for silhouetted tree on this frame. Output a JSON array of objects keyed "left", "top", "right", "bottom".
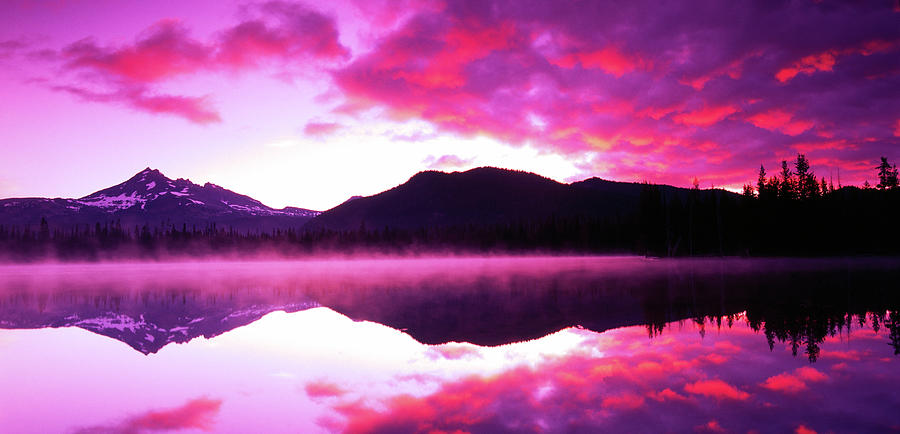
[
  {"left": 757, "top": 165, "right": 776, "bottom": 200},
  {"left": 757, "top": 165, "right": 766, "bottom": 193},
  {"left": 877, "top": 157, "right": 899, "bottom": 190},
  {"left": 742, "top": 184, "right": 755, "bottom": 198},
  {"left": 795, "top": 154, "right": 818, "bottom": 199},
  {"left": 780, "top": 160, "right": 795, "bottom": 199},
  {"left": 766, "top": 176, "right": 780, "bottom": 199}
]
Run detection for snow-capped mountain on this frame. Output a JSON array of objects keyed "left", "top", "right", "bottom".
[
  {"left": 0, "top": 297, "right": 319, "bottom": 354},
  {"left": 77, "top": 168, "right": 317, "bottom": 217},
  {"left": 0, "top": 168, "right": 319, "bottom": 230}
]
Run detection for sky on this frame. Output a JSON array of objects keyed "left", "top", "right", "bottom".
[{"left": 1, "top": 0, "right": 898, "bottom": 210}]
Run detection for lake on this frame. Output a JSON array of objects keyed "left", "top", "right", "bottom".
[{"left": 1, "top": 256, "right": 898, "bottom": 433}]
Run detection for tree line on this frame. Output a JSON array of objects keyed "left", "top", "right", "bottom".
[
  {"left": 750, "top": 155, "right": 898, "bottom": 200},
  {"left": 0, "top": 215, "right": 639, "bottom": 261},
  {"left": 637, "top": 154, "right": 900, "bottom": 256},
  {"left": 0, "top": 156, "right": 897, "bottom": 261}
]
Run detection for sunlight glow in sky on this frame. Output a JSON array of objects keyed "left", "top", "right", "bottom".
[{"left": 1, "top": 0, "right": 898, "bottom": 210}]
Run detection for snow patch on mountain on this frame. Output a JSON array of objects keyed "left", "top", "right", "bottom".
[
  {"left": 77, "top": 192, "right": 147, "bottom": 210},
  {"left": 76, "top": 313, "right": 149, "bottom": 332},
  {"left": 69, "top": 168, "right": 321, "bottom": 217}
]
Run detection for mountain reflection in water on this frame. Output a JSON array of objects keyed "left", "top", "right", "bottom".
[{"left": 0, "top": 256, "right": 898, "bottom": 433}]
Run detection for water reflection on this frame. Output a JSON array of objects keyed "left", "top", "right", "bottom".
[
  {"left": 0, "top": 257, "right": 898, "bottom": 432},
  {"left": 1, "top": 308, "right": 898, "bottom": 433},
  {"left": 321, "top": 316, "right": 899, "bottom": 433},
  {"left": 1, "top": 257, "right": 898, "bottom": 358}
]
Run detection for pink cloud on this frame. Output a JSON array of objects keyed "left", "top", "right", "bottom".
[
  {"left": 303, "top": 121, "right": 343, "bottom": 136},
  {"left": 215, "top": 1, "right": 350, "bottom": 68},
  {"left": 51, "top": 2, "right": 347, "bottom": 123},
  {"left": 762, "top": 373, "right": 808, "bottom": 393},
  {"left": 62, "top": 4, "right": 348, "bottom": 84},
  {"left": 776, "top": 39, "right": 900, "bottom": 83},
  {"left": 649, "top": 388, "right": 690, "bottom": 402},
  {"left": 125, "top": 398, "right": 222, "bottom": 432},
  {"left": 795, "top": 424, "right": 817, "bottom": 434},
  {"left": 819, "top": 349, "right": 864, "bottom": 361},
  {"left": 672, "top": 105, "right": 739, "bottom": 127},
  {"left": 551, "top": 46, "right": 645, "bottom": 77},
  {"left": 76, "top": 397, "right": 223, "bottom": 433},
  {"left": 696, "top": 420, "right": 727, "bottom": 433},
  {"left": 795, "top": 367, "right": 828, "bottom": 383},
  {"left": 63, "top": 20, "right": 209, "bottom": 83},
  {"left": 305, "top": 381, "right": 347, "bottom": 399},
  {"left": 762, "top": 367, "right": 829, "bottom": 394},
  {"left": 130, "top": 92, "right": 221, "bottom": 124},
  {"left": 52, "top": 84, "right": 221, "bottom": 124},
  {"left": 776, "top": 52, "right": 837, "bottom": 83},
  {"left": 680, "top": 51, "right": 759, "bottom": 90},
  {"left": 747, "top": 109, "right": 814, "bottom": 136},
  {"left": 683, "top": 379, "right": 750, "bottom": 401}
]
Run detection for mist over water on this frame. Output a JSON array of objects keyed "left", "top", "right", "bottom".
[{"left": 1, "top": 256, "right": 899, "bottom": 432}]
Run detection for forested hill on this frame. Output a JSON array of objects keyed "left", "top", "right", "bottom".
[{"left": 303, "top": 167, "right": 707, "bottom": 231}]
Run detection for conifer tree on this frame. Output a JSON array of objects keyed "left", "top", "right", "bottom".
[
  {"left": 780, "top": 160, "right": 795, "bottom": 199},
  {"left": 877, "top": 157, "right": 898, "bottom": 190},
  {"left": 794, "top": 154, "right": 817, "bottom": 199},
  {"left": 757, "top": 165, "right": 766, "bottom": 190},
  {"left": 767, "top": 176, "right": 780, "bottom": 198},
  {"left": 757, "top": 165, "right": 770, "bottom": 199},
  {"left": 742, "top": 184, "right": 755, "bottom": 198}
]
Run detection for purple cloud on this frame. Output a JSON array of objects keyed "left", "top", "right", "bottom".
[{"left": 331, "top": 0, "right": 900, "bottom": 187}]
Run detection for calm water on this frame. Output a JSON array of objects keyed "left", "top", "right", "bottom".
[{"left": 0, "top": 256, "right": 898, "bottom": 433}]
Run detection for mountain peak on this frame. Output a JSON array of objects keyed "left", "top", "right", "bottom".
[
  {"left": 64, "top": 168, "right": 321, "bottom": 217},
  {"left": 128, "top": 167, "right": 169, "bottom": 182},
  {"left": 0, "top": 168, "right": 321, "bottom": 230}
]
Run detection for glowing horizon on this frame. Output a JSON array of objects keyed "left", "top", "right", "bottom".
[{"left": 1, "top": 0, "right": 898, "bottom": 210}]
